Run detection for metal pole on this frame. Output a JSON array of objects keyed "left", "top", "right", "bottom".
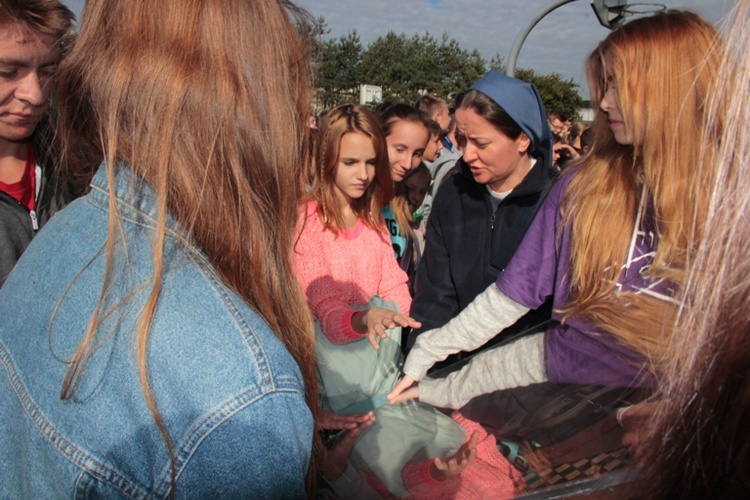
[{"left": 506, "top": 0, "right": 579, "bottom": 77}]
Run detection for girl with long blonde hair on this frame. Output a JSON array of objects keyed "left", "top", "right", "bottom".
[
  {"left": 390, "top": 11, "right": 724, "bottom": 411},
  {"left": 0, "top": 0, "right": 320, "bottom": 496}
]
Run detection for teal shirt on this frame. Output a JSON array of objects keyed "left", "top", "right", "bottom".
[{"left": 382, "top": 204, "right": 407, "bottom": 260}]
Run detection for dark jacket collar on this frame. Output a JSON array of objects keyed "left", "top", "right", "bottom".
[{"left": 457, "top": 156, "right": 556, "bottom": 201}]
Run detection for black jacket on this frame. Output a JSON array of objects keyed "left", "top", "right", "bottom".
[
  {"left": 407, "top": 157, "right": 557, "bottom": 355},
  {"left": 0, "top": 129, "right": 70, "bottom": 286}
]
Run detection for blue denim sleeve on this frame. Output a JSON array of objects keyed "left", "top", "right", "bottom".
[{"left": 177, "top": 390, "right": 313, "bottom": 498}]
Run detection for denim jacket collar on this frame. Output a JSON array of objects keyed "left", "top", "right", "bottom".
[{"left": 88, "top": 163, "right": 182, "bottom": 234}]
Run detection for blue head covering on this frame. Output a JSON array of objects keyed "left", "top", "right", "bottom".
[{"left": 468, "top": 70, "right": 552, "bottom": 166}]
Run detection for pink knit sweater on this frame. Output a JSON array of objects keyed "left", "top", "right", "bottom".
[
  {"left": 294, "top": 201, "right": 411, "bottom": 343},
  {"left": 365, "top": 412, "right": 524, "bottom": 499}
]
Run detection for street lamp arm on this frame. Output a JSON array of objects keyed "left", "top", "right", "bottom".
[{"left": 506, "top": 0, "right": 579, "bottom": 77}]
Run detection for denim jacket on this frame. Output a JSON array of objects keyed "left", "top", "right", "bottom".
[{"left": 0, "top": 164, "right": 312, "bottom": 498}]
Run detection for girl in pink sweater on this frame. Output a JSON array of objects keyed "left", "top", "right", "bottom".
[
  {"left": 295, "top": 104, "right": 522, "bottom": 498},
  {"left": 295, "top": 104, "right": 420, "bottom": 349}
]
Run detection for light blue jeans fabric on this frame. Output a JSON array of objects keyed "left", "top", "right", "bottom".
[{"left": 0, "top": 164, "right": 312, "bottom": 498}]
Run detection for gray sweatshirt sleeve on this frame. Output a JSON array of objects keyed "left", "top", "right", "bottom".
[
  {"left": 403, "top": 283, "right": 530, "bottom": 381},
  {"left": 418, "top": 332, "right": 548, "bottom": 409}
]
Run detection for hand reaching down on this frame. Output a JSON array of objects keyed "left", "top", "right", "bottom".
[{"left": 387, "top": 375, "right": 419, "bottom": 403}]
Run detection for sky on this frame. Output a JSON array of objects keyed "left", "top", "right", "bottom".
[{"left": 61, "top": 0, "right": 733, "bottom": 99}]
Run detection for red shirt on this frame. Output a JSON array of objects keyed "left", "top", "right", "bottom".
[{"left": 0, "top": 143, "right": 37, "bottom": 212}]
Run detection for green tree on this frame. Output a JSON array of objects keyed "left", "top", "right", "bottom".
[
  {"left": 296, "top": 16, "right": 329, "bottom": 65},
  {"left": 360, "top": 31, "right": 487, "bottom": 103},
  {"left": 308, "top": 19, "right": 583, "bottom": 116},
  {"left": 360, "top": 32, "right": 415, "bottom": 102},
  {"left": 514, "top": 68, "right": 584, "bottom": 120},
  {"left": 488, "top": 53, "right": 506, "bottom": 73},
  {"left": 316, "top": 31, "right": 364, "bottom": 108},
  {"left": 430, "top": 35, "right": 486, "bottom": 98}
]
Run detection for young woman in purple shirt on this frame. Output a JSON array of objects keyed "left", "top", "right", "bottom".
[{"left": 390, "top": 11, "right": 724, "bottom": 409}]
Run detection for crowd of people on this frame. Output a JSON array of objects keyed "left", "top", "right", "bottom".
[{"left": 1, "top": 0, "right": 749, "bottom": 498}]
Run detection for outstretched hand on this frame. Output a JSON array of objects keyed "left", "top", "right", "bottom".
[
  {"left": 353, "top": 307, "right": 422, "bottom": 350},
  {"left": 431, "top": 431, "right": 479, "bottom": 480},
  {"left": 387, "top": 375, "right": 418, "bottom": 403},
  {"left": 317, "top": 410, "right": 376, "bottom": 480}
]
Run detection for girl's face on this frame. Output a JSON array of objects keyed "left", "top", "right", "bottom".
[
  {"left": 404, "top": 170, "right": 430, "bottom": 211},
  {"left": 455, "top": 106, "right": 531, "bottom": 193},
  {"left": 600, "top": 65, "right": 634, "bottom": 146},
  {"left": 385, "top": 119, "right": 428, "bottom": 182},
  {"left": 332, "top": 132, "right": 376, "bottom": 206}
]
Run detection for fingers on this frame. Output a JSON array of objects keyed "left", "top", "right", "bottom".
[
  {"left": 363, "top": 309, "right": 421, "bottom": 350},
  {"left": 369, "top": 309, "right": 421, "bottom": 331},
  {"left": 319, "top": 410, "right": 375, "bottom": 431},
  {"left": 622, "top": 433, "right": 649, "bottom": 468},
  {"left": 453, "top": 433, "right": 477, "bottom": 464},
  {"left": 430, "top": 431, "right": 481, "bottom": 480},
  {"left": 337, "top": 412, "right": 375, "bottom": 430},
  {"left": 432, "top": 452, "right": 469, "bottom": 477},
  {"left": 367, "top": 331, "right": 381, "bottom": 350},
  {"left": 465, "top": 432, "right": 479, "bottom": 461},
  {"left": 337, "top": 417, "right": 374, "bottom": 451},
  {"left": 466, "top": 431, "right": 479, "bottom": 450},
  {"left": 362, "top": 309, "right": 421, "bottom": 352},
  {"left": 391, "top": 313, "right": 422, "bottom": 330},
  {"left": 371, "top": 322, "right": 388, "bottom": 338},
  {"left": 379, "top": 316, "right": 397, "bottom": 330},
  {"left": 621, "top": 401, "right": 658, "bottom": 424},
  {"left": 622, "top": 431, "right": 637, "bottom": 448},
  {"left": 618, "top": 401, "right": 659, "bottom": 467},
  {"left": 387, "top": 376, "right": 415, "bottom": 402},
  {"left": 367, "top": 320, "right": 389, "bottom": 350},
  {"left": 388, "top": 386, "right": 419, "bottom": 404},
  {"left": 443, "top": 433, "right": 479, "bottom": 476},
  {"left": 319, "top": 416, "right": 377, "bottom": 481},
  {"left": 317, "top": 409, "right": 348, "bottom": 431},
  {"left": 352, "top": 411, "right": 376, "bottom": 424}
]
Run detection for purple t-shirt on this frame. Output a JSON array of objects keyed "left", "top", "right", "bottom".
[{"left": 496, "top": 171, "right": 672, "bottom": 387}]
